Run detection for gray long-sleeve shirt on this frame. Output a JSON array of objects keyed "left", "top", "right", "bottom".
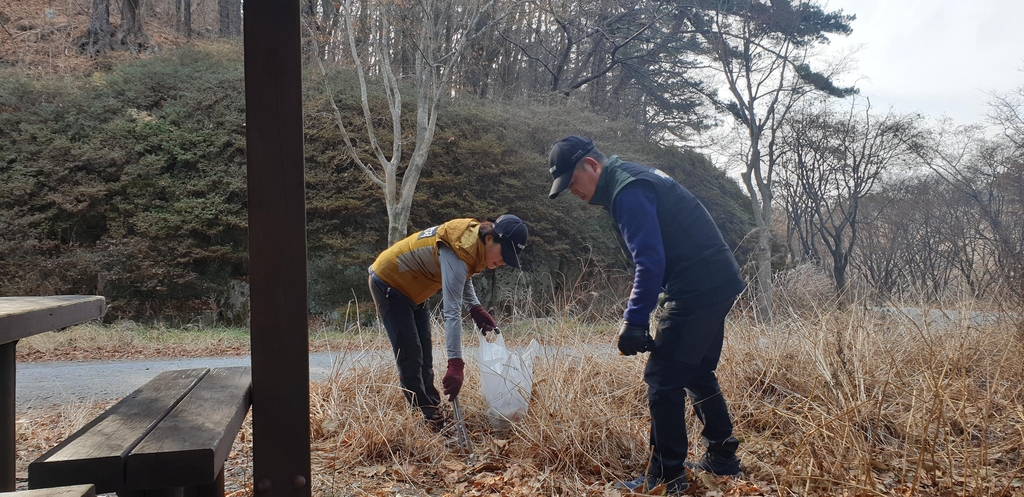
[{"left": 438, "top": 245, "right": 482, "bottom": 359}]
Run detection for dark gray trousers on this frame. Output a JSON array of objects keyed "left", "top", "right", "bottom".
[
  {"left": 644, "top": 297, "right": 737, "bottom": 481},
  {"left": 368, "top": 273, "right": 441, "bottom": 419}
]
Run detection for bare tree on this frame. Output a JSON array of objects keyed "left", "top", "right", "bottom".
[
  {"left": 989, "top": 81, "right": 1024, "bottom": 151},
  {"left": 878, "top": 178, "right": 964, "bottom": 301},
  {"left": 492, "top": 1, "right": 709, "bottom": 138},
  {"left": 315, "top": 0, "right": 499, "bottom": 244},
  {"left": 853, "top": 190, "right": 905, "bottom": 297},
  {"left": 930, "top": 178, "right": 997, "bottom": 298},
  {"left": 682, "top": 0, "right": 856, "bottom": 318},
  {"left": 856, "top": 167, "right": 1011, "bottom": 304},
  {"left": 781, "top": 98, "right": 917, "bottom": 303},
  {"left": 920, "top": 118, "right": 1024, "bottom": 308}
]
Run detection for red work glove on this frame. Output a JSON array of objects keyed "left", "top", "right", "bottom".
[
  {"left": 469, "top": 304, "right": 497, "bottom": 333},
  {"left": 441, "top": 358, "right": 465, "bottom": 401}
]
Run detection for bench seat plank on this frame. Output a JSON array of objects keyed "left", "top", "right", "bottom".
[
  {"left": 0, "top": 484, "right": 96, "bottom": 497},
  {"left": 126, "top": 367, "right": 251, "bottom": 490},
  {"left": 29, "top": 369, "right": 208, "bottom": 493}
]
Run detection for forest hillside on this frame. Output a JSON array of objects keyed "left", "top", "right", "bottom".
[{"left": 1, "top": 28, "right": 753, "bottom": 322}]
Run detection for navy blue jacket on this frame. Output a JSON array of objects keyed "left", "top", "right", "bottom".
[{"left": 588, "top": 156, "right": 746, "bottom": 326}]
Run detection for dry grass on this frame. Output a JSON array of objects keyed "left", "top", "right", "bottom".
[
  {"left": 15, "top": 321, "right": 251, "bottom": 361},
  {"left": 16, "top": 401, "right": 109, "bottom": 461},
  {"left": 300, "top": 320, "right": 654, "bottom": 496},
  {"left": 723, "top": 304, "right": 1024, "bottom": 496},
  {"left": 296, "top": 301, "right": 1024, "bottom": 495},
  {"left": 14, "top": 301, "right": 1024, "bottom": 496},
  {"left": 15, "top": 319, "right": 370, "bottom": 362}
]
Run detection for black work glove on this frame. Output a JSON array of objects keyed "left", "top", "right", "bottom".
[
  {"left": 617, "top": 322, "right": 655, "bottom": 356},
  {"left": 442, "top": 358, "right": 465, "bottom": 401},
  {"left": 469, "top": 304, "right": 497, "bottom": 334}
]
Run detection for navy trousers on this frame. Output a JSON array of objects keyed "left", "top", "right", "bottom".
[
  {"left": 368, "top": 273, "right": 441, "bottom": 419},
  {"left": 644, "top": 297, "right": 737, "bottom": 481}
]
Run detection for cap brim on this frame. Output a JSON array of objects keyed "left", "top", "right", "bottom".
[
  {"left": 548, "top": 169, "right": 574, "bottom": 199},
  {"left": 500, "top": 241, "right": 522, "bottom": 269}
]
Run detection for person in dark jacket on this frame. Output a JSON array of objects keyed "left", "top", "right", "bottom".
[{"left": 547, "top": 136, "right": 746, "bottom": 494}]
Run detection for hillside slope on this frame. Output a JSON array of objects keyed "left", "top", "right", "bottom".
[{"left": 1, "top": 29, "right": 753, "bottom": 322}]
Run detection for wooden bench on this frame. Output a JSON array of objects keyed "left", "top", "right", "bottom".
[
  {"left": 0, "top": 484, "right": 95, "bottom": 497},
  {"left": 28, "top": 367, "right": 251, "bottom": 497},
  {"left": 1, "top": 296, "right": 106, "bottom": 491}
]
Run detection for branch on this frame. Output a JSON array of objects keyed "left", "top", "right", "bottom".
[
  {"left": 0, "top": 16, "right": 13, "bottom": 38},
  {"left": 303, "top": 14, "right": 385, "bottom": 190},
  {"left": 497, "top": 31, "right": 557, "bottom": 79},
  {"left": 563, "top": 9, "right": 669, "bottom": 94},
  {"left": 343, "top": 0, "right": 397, "bottom": 170}
]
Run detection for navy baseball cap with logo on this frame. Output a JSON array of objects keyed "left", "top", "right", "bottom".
[
  {"left": 548, "top": 135, "right": 595, "bottom": 199},
  {"left": 494, "top": 214, "right": 528, "bottom": 269}
]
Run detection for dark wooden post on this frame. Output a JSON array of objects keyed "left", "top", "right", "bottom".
[{"left": 243, "top": 1, "right": 311, "bottom": 497}]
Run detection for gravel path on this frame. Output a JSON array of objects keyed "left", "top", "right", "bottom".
[
  {"left": 14, "top": 350, "right": 389, "bottom": 411},
  {"left": 15, "top": 342, "right": 597, "bottom": 412}
]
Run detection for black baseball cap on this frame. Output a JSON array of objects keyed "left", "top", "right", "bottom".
[
  {"left": 494, "top": 214, "right": 528, "bottom": 269},
  {"left": 548, "top": 135, "right": 595, "bottom": 199}
]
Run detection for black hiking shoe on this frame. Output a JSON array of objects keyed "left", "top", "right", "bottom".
[
  {"left": 684, "top": 436, "right": 743, "bottom": 477},
  {"left": 422, "top": 407, "right": 448, "bottom": 432},
  {"left": 616, "top": 474, "right": 689, "bottom": 495}
]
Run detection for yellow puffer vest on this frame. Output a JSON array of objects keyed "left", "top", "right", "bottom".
[{"left": 371, "top": 219, "right": 488, "bottom": 304}]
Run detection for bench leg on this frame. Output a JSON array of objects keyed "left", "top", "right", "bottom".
[
  {"left": 119, "top": 487, "right": 184, "bottom": 497},
  {"left": 1, "top": 340, "right": 15, "bottom": 492},
  {"left": 185, "top": 468, "right": 225, "bottom": 497},
  {"left": 116, "top": 472, "right": 225, "bottom": 497}
]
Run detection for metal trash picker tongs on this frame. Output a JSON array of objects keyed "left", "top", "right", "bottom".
[
  {"left": 451, "top": 396, "right": 471, "bottom": 456},
  {"left": 451, "top": 327, "right": 500, "bottom": 458}
]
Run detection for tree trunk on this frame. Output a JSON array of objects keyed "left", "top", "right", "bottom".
[
  {"left": 115, "top": 0, "right": 152, "bottom": 52},
  {"left": 742, "top": 140, "right": 775, "bottom": 321},
  {"left": 175, "top": 0, "right": 192, "bottom": 37},
  {"left": 320, "top": 0, "right": 338, "bottom": 60},
  {"left": 387, "top": 199, "right": 411, "bottom": 247},
  {"left": 753, "top": 226, "right": 774, "bottom": 319},
  {"left": 832, "top": 242, "right": 848, "bottom": 306},
  {"left": 218, "top": 0, "right": 231, "bottom": 37},
  {"left": 230, "top": 0, "right": 241, "bottom": 36},
  {"left": 78, "top": 0, "right": 113, "bottom": 56},
  {"left": 217, "top": 0, "right": 240, "bottom": 37},
  {"left": 183, "top": 0, "right": 191, "bottom": 37}
]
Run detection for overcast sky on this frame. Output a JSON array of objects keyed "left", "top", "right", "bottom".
[{"left": 821, "top": 0, "right": 1024, "bottom": 125}]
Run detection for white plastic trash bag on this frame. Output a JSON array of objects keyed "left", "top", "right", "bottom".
[{"left": 476, "top": 332, "right": 540, "bottom": 427}]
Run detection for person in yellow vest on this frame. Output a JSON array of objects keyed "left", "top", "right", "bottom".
[{"left": 368, "top": 215, "right": 528, "bottom": 424}]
